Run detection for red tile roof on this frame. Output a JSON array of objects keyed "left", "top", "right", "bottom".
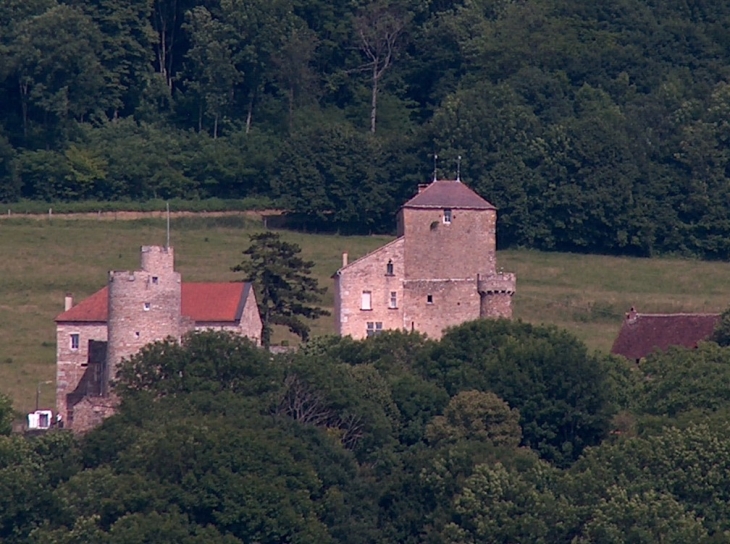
[
  {"left": 403, "top": 180, "right": 496, "bottom": 210},
  {"left": 56, "top": 287, "right": 109, "bottom": 322},
  {"left": 181, "top": 283, "right": 250, "bottom": 322},
  {"left": 611, "top": 311, "right": 720, "bottom": 360},
  {"left": 56, "top": 283, "right": 252, "bottom": 324}
]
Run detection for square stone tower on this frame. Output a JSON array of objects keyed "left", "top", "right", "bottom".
[{"left": 334, "top": 179, "right": 515, "bottom": 340}]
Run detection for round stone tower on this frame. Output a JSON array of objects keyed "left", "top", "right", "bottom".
[
  {"left": 105, "top": 246, "right": 182, "bottom": 390},
  {"left": 477, "top": 272, "right": 516, "bottom": 319}
]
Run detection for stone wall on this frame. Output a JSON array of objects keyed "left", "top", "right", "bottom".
[
  {"left": 55, "top": 322, "right": 107, "bottom": 423},
  {"left": 402, "top": 279, "right": 481, "bottom": 339},
  {"left": 478, "top": 272, "right": 516, "bottom": 319},
  {"left": 481, "top": 293, "right": 513, "bottom": 319},
  {"left": 106, "top": 246, "right": 182, "bottom": 389},
  {"left": 335, "top": 238, "right": 405, "bottom": 339},
  {"left": 239, "top": 288, "right": 263, "bottom": 345},
  {"left": 71, "top": 396, "right": 117, "bottom": 434},
  {"left": 400, "top": 207, "right": 497, "bottom": 280}
]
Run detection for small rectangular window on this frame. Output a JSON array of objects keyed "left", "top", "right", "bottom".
[
  {"left": 70, "top": 333, "right": 80, "bottom": 350},
  {"left": 427, "top": 294, "right": 433, "bottom": 304},
  {"left": 386, "top": 260, "right": 394, "bottom": 276},
  {"left": 152, "top": 276, "right": 159, "bottom": 284},
  {"left": 143, "top": 302, "right": 151, "bottom": 311},
  {"left": 443, "top": 209, "right": 452, "bottom": 224},
  {"left": 361, "top": 291, "right": 372, "bottom": 310},
  {"left": 389, "top": 291, "right": 397, "bottom": 308}
]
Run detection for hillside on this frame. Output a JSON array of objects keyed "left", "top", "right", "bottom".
[
  {"left": 4, "top": 1, "right": 730, "bottom": 257},
  {"left": 2, "top": 214, "right": 728, "bottom": 413}
]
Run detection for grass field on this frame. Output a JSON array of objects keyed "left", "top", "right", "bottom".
[{"left": 1, "top": 214, "right": 729, "bottom": 414}]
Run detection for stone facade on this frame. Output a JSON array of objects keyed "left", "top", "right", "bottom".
[
  {"left": 107, "top": 246, "right": 185, "bottom": 388},
  {"left": 55, "top": 246, "right": 262, "bottom": 432},
  {"left": 334, "top": 179, "right": 515, "bottom": 340},
  {"left": 334, "top": 238, "right": 405, "bottom": 337},
  {"left": 55, "top": 322, "right": 107, "bottom": 427}
]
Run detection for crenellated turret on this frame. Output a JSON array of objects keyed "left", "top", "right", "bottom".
[{"left": 477, "top": 272, "right": 516, "bottom": 319}]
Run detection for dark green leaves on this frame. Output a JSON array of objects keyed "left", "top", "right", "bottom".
[{"left": 233, "top": 232, "right": 328, "bottom": 347}]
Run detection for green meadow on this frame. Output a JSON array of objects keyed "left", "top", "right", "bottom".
[{"left": 1, "top": 214, "right": 729, "bottom": 414}]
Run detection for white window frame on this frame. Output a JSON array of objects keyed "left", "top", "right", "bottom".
[
  {"left": 366, "top": 322, "right": 383, "bottom": 337},
  {"left": 361, "top": 291, "right": 372, "bottom": 310},
  {"left": 70, "top": 333, "right": 80, "bottom": 351},
  {"left": 389, "top": 291, "right": 398, "bottom": 309},
  {"left": 443, "top": 208, "right": 452, "bottom": 224}
]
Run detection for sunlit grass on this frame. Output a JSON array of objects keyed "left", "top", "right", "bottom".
[{"left": 1, "top": 215, "right": 729, "bottom": 413}]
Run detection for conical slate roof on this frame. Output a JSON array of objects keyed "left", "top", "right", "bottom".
[{"left": 402, "top": 180, "right": 496, "bottom": 210}]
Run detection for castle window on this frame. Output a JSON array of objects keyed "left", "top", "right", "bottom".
[
  {"left": 70, "top": 333, "right": 80, "bottom": 350},
  {"left": 386, "top": 260, "right": 394, "bottom": 276},
  {"left": 443, "top": 209, "right": 452, "bottom": 224},
  {"left": 143, "top": 302, "right": 151, "bottom": 311},
  {"left": 367, "top": 322, "right": 383, "bottom": 337},
  {"left": 152, "top": 276, "right": 159, "bottom": 284},
  {"left": 427, "top": 294, "right": 433, "bottom": 304},
  {"left": 389, "top": 291, "right": 398, "bottom": 309},
  {"left": 135, "top": 331, "right": 140, "bottom": 338},
  {"left": 361, "top": 291, "right": 372, "bottom": 310}
]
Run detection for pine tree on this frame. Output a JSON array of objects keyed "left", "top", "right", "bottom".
[{"left": 232, "top": 232, "right": 328, "bottom": 348}]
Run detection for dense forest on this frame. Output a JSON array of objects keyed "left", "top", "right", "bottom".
[
  {"left": 3, "top": 0, "right": 730, "bottom": 256},
  {"left": 4, "top": 322, "right": 730, "bottom": 542}
]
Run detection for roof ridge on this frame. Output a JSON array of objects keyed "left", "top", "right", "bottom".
[{"left": 634, "top": 312, "right": 720, "bottom": 317}]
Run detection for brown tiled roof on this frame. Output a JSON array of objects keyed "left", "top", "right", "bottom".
[
  {"left": 56, "top": 282, "right": 251, "bottom": 324},
  {"left": 610, "top": 312, "right": 720, "bottom": 360},
  {"left": 403, "top": 180, "right": 496, "bottom": 210}
]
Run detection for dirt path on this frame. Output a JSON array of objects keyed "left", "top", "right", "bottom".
[{"left": 0, "top": 209, "right": 283, "bottom": 221}]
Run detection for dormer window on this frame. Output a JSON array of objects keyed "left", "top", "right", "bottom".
[
  {"left": 386, "top": 260, "right": 394, "bottom": 276},
  {"left": 443, "top": 209, "right": 452, "bottom": 224}
]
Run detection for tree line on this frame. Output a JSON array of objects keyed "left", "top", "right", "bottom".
[
  {"left": 3, "top": 0, "right": 730, "bottom": 256},
  {"left": 4, "top": 321, "right": 730, "bottom": 542}
]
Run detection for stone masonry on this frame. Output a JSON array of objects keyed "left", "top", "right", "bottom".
[
  {"left": 334, "top": 179, "right": 515, "bottom": 340},
  {"left": 55, "top": 246, "right": 262, "bottom": 432},
  {"left": 106, "top": 246, "right": 186, "bottom": 389}
]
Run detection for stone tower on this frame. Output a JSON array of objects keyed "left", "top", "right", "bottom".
[
  {"left": 105, "top": 246, "right": 183, "bottom": 391},
  {"left": 334, "top": 178, "right": 515, "bottom": 340},
  {"left": 398, "top": 180, "right": 514, "bottom": 337},
  {"left": 478, "top": 273, "right": 516, "bottom": 319}
]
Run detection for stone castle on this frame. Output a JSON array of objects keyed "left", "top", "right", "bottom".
[
  {"left": 55, "top": 180, "right": 512, "bottom": 429},
  {"left": 55, "top": 246, "right": 261, "bottom": 432},
  {"left": 333, "top": 179, "right": 515, "bottom": 339}
]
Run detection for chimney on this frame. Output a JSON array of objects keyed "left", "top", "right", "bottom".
[
  {"left": 342, "top": 252, "right": 348, "bottom": 267},
  {"left": 626, "top": 306, "right": 638, "bottom": 323},
  {"left": 417, "top": 183, "right": 429, "bottom": 194},
  {"left": 64, "top": 293, "right": 73, "bottom": 311}
]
